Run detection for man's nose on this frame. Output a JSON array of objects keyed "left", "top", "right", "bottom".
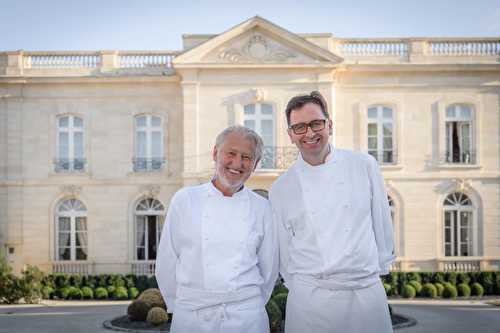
[{"left": 304, "top": 125, "right": 315, "bottom": 136}]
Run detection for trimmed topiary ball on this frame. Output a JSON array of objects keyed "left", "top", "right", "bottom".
[
  {"left": 128, "top": 287, "right": 139, "bottom": 299},
  {"left": 81, "top": 286, "right": 94, "bottom": 300},
  {"left": 408, "top": 280, "right": 422, "bottom": 295},
  {"left": 442, "top": 284, "right": 458, "bottom": 298},
  {"left": 94, "top": 287, "right": 108, "bottom": 300},
  {"left": 434, "top": 283, "right": 444, "bottom": 297},
  {"left": 115, "top": 286, "right": 128, "bottom": 300},
  {"left": 127, "top": 299, "right": 150, "bottom": 321},
  {"left": 402, "top": 284, "right": 416, "bottom": 299},
  {"left": 146, "top": 307, "right": 169, "bottom": 326},
  {"left": 138, "top": 288, "right": 166, "bottom": 310},
  {"left": 107, "top": 286, "right": 116, "bottom": 299},
  {"left": 471, "top": 283, "right": 484, "bottom": 297},
  {"left": 457, "top": 283, "right": 471, "bottom": 297},
  {"left": 421, "top": 283, "right": 438, "bottom": 298},
  {"left": 266, "top": 300, "right": 282, "bottom": 333},
  {"left": 66, "top": 287, "right": 82, "bottom": 300},
  {"left": 42, "top": 286, "right": 55, "bottom": 299}
]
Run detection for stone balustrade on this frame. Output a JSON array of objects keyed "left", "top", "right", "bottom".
[
  {"left": 118, "top": 52, "right": 176, "bottom": 68},
  {"left": 337, "top": 40, "right": 409, "bottom": 57},
  {"left": 131, "top": 260, "right": 156, "bottom": 276},
  {"left": 24, "top": 52, "right": 101, "bottom": 69},
  {"left": 427, "top": 39, "right": 500, "bottom": 56},
  {"left": 52, "top": 261, "right": 94, "bottom": 274}
]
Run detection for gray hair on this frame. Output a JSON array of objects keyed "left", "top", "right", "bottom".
[{"left": 215, "top": 125, "right": 264, "bottom": 165}]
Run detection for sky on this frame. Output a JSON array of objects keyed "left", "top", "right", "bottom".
[{"left": 1, "top": 0, "right": 500, "bottom": 52}]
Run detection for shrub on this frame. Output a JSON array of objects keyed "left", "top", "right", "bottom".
[
  {"left": 421, "top": 283, "right": 438, "bottom": 298},
  {"left": 272, "top": 293, "right": 287, "bottom": 319},
  {"left": 128, "top": 299, "right": 149, "bottom": 321},
  {"left": 115, "top": 286, "right": 129, "bottom": 300},
  {"left": 435, "top": 283, "right": 444, "bottom": 297},
  {"left": 128, "top": 287, "right": 139, "bottom": 299},
  {"left": 479, "top": 272, "right": 495, "bottom": 295},
  {"left": 82, "top": 286, "right": 94, "bottom": 299},
  {"left": 42, "top": 286, "right": 55, "bottom": 299},
  {"left": 135, "top": 276, "right": 149, "bottom": 292},
  {"left": 383, "top": 283, "right": 391, "bottom": 296},
  {"left": 146, "top": 307, "right": 169, "bottom": 326},
  {"left": 457, "top": 283, "right": 471, "bottom": 297},
  {"left": 442, "top": 284, "right": 458, "bottom": 299},
  {"left": 272, "top": 280, "right": 289, "bottom": 297},
  {"left": 445, "top": 272, "right": 457, "bottom": 286},
  {"left": 408, "top": 280, "right": 422, "bottom": 295},
  {"left": 18, "top": 265, "right": 44, "bottom": 303},
  {"left": 125, "top": 275, "right": 135, "bottom": 289},
  {"left": 97, "top": 275, "right": 109, "bottom": 288},
  {"left": 457, "top": 273, "right": 471, "bottom": 285},
  {"left": 0, "top": 259, "right": 24, "bottom": 304},
  {"left": 433, "top": 272, "right": 445, "bottom": 284},
  {"left": 471, "top": 283, "right": 484, "bottom": 297},
  {"left": 401, "top": 284, "right": 416, "bottom": 299},
  {"left": 407, "top": 272, "right": 422, "bottom": 283},
  {"left": 139, "top": 288, "right": 166, "bottom": 310},
  {"left": 266, "top": 300, "right": 282, "bottom": 333},
  {"left": 60, "top": 287, "right": 71, "bottom": 300},
  {"left": 70, "top": 275, "right": 82, "bottom": 288},
  {"left": 147, "top": 276, "right": 158, "bottom": 289},
  {"left": 54, "top": 274, "right": 71, "bottom": 290},
  {"left": 95, "top": 287, "right": 108, "bottom": 300},
  {"left": 420, "top": 272, "right": 433, "bottom": 284},
  {"left": 107, "top": 286, "right": 116, "bottom": 299},
  {"left": 68, "top": 287, "right": 82, "bottom": 300}
]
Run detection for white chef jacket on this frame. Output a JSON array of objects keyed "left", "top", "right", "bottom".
[
  {"left": 155, "top": 182, "right": 278, "bottom": 314},
  {"left": 269, "top": 146, "right": 394, "bottom": 289}
]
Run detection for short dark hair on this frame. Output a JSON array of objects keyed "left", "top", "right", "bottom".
[{"left": 285, "top": 91, "right": 329, "bottom": 125}]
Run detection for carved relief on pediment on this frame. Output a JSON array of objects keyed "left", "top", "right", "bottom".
[{"left": 214, "top": 33, "right": 304, "bottom": 63}]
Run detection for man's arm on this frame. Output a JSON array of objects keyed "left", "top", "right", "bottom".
[
  {"left": 367, "top": 155, "right": 395, "bottom": 275},
  {"left": 269, "top": 190, "right": 291, "bottom": 286},
  {"left": 257, "top": 202, "right": 279, "bottom": 303},
  {"left": 155, "top": 193, "right": 180, "bottom": 313}
]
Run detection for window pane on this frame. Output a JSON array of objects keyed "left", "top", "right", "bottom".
[
  {"left": 383, "top": 151, "right": 393, "bottom": 163},
  {"left": 383, "top": 137, "right": 393, "bottom": 149},
  {"left": 59, "top": 217, "right": 71, "bottom": 231},
  {"left": 446, "top": 107, "right": 456, "bottom": 119},
  {"left": 136, "top": 247, "right": 145, "bottom": 260},
  {"left": 244, "top": 120, "right": 255, "bottom": 130},
  {"left": 58, "top": 247, "right": 71, "bottom": 260},
  {"left": 368, "top": 137, "right": 377, "bottom": 149},
  {"left": 152, "top": 131, "right": 162, "bottom": 158},
  {"left": 444, "top": 227, "right": 451, "bottom": 242},
  {"left": 151, "top": 116, "right": 161, "bottom": 127},
  {"left": 59, "top": 117, "right": 69, "bottom": 128},
  {"left": 73, "top": 117, "right": 83, "bottom": 128},
  {"left": 58, "top": 132, "right": 69, "bottom": 158},
  {"left": 75, "top": 217, "right": 87, "bottom": 231},
  {"left": 136, "top": 132, "right": 147, "bottom": 158},
  {"left": 368, "top": 108, "right": 377, "bottom": 119},
  {"left": 261, "top": 120, "right": 273, "bottom": 146},
  {"left": 383, "top": 123, "right": 392, "bottom": 136},
  {"left": 460, "top": 227, "right": 469, "bottom": 242},
  {"left": 244, "top": 105, "right": 255, "bottom": 115},
  {"left": 261, "top": 104, "right": 273, "bottom": 115},
  {"left": 460, "top": 244, "right": 469, "bottom": 256},
  {"left": 76, "top": 248, "right": 87, "bottom": 260},
  {"left": 74, "top": 132, "right": 84, "bottom": 158},
  {"left": 58, "top": 233, "right": 71, "bottom": 247},
  {"left": 445, "top": 244, "right": 451, "bottom": 256},
  {"left": 383, "top": 108, "right": 392, "bottom": 119},
  {"left": 368, "top": 123, "right": 377, "bottom": 136},
  {"left": 461, "top": 107, "right": 471, "bottom": 120},
  {"left": 136, "top": 116, "right": 147, "bottom": 127}
]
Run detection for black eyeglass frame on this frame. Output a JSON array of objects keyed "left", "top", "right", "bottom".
[{"left": 288, "top": 119, "right": 328, "bottom": 135}]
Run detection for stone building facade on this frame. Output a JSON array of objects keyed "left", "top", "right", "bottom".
[{"left": 1, "top": 17, "right": 499, "bottom": 275}]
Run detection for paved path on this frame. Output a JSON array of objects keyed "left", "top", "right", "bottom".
[
  {"left": 390, "top": 302, "right": 500, "bottom": 332},
  {"left": 0, "top": 300, "right": 499, "bottom": 333}
]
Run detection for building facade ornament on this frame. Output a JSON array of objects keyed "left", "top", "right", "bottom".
[
  {"left": 140, "top": 184, "right": 161, "bottom": 198},
  {"left": 218, "top": 33, "right": 297, "bottom": 63},
  {"left": 59, "top": 185, "right": 82, "bottom": 197}
]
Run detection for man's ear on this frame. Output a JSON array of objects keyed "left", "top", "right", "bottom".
[
  {"left": 252, "top": 158, "right": 261, "bottom": 171},
  {"left": 287, "top": 128, "right": 294, "bottom": 144},
  {"left": 328, "top": 119, "right": 333, "bottom": 136},
  {"left": 212, "top": 146, "right": 218, "bottom": 162}
]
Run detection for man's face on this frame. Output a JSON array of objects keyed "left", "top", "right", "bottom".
[
  {"left": 288, "top": 102, "right": 332, "bottom": 161},
  {"left": 213, "top": 132, "right": 257, "bottom": 192}
]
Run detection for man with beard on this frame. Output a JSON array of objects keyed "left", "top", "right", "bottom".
[
  {"left": 156, "top": 125, "right": 278, "bottom": 333},
  {"left": 269, "top": 91, "right": 394, "bottom": 333}
]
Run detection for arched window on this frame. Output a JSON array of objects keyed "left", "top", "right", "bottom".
[
  {"left": 367, "top": 106, "right": 395, "bottom": 164},
  {"left": 445, "top": 104, "right": 474, "bottom": 164},
  {"left": 135, "top": 198, "right": 165, "bottom": 260},
  {"left": 56, "top": 115, "right": 85, "bottom": 172},
  {"left": 243, "top": 103, "right": 275, "bottom": 168},
  {"left": 134, "top": 115, "right": 164, "bottom": 171},
  {"left": 443, "top": 193, "right": 473, "bottom": 256},
  {"left": 55, "top": 199, "right": 87, "bottom": 261}
]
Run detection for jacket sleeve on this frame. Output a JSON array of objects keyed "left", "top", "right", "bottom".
[
  {"left": 155, "top": 193, "right": 181, "bottom": 313},
  {"left": 257, "top": 201, "right": 279, "bottom": 303},
  {"left": 367, "top": 155, "right": 395, "bottom": 275},
  {"left": 269, "top": 189, "right": 291, "bottom": 287}
]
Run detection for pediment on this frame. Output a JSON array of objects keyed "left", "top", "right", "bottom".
[{"left": 173, "top": 16, "right": 343, "bottom": 67}]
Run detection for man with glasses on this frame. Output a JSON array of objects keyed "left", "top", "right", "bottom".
[
  {"left": 269, "top": 91, "right": 394, "bottom": 333},
  {"left": 156, "top": 125, "right": 278, "bottom": 333}
]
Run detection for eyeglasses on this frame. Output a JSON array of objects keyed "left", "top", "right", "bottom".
[{"left": 288, "top": 119, "right": 327, "bottom": 135}]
